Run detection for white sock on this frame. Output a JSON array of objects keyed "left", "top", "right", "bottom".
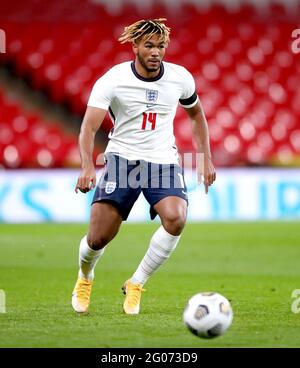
[
  {"left": 78, "top": 235, "right": 105, "bottom": 281},
  {"left": 131, "top": 226, "right": 181, "bottom": 286}
]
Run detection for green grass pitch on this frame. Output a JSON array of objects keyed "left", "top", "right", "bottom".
[{"left": 0, "top": 222, "right": 300, "bottom": 348}]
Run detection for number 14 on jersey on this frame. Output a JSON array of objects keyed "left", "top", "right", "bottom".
[{"left": 142, "top": 112, "right": 157, "bottom": 130}]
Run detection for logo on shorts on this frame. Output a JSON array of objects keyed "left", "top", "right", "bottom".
[
  {"left": 146, "top": 89, "right": 158, "bottom": 102},
  {"left": 105, "top": 181, "right": 116, "bottom": 194}
]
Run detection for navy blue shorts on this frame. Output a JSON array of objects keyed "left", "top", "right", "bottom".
[{"left": 92, "top": 153, "right": 188, "bottom": 220}]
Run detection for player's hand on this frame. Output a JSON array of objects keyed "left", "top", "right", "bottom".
[
  {"left": 197, "top": 154, "right": 216, "bottom": 194},
  {"left": 75, "top": 167, "right": 96, "bottom": 193}
]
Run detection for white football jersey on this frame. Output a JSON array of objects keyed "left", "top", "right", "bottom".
[{"left": 88, "top": 61, "right": 198, "bottom": 164}]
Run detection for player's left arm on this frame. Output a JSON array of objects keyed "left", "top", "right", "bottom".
[{"left": 184, "top": 100, "right": 216, "bottom": 193}]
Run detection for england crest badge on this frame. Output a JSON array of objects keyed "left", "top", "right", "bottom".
[
  {"left": 105, "top": 182, "right": 116, "bottom": 194},
  {"left": 146, "top": 89, "right": 158, "bottom": 102}
]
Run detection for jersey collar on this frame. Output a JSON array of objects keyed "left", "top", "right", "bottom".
[{"left": 131, "top": 61, "right": 164, "bottom": 82}]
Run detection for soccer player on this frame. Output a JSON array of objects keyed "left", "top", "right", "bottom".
[{"left": 72, "top": 18, "right": 216, "bottom": 314}]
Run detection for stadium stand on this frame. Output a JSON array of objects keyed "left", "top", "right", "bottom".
[
  {"left": 0, "top": 86, "right": 83, "bottom": 168},
  {"left": 0, "top": 0, "right": 299, "bottom": 168}
]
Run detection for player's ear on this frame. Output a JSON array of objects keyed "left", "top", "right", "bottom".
[{"left": 132, "top": 42, "right": 138, "bottom": 55}]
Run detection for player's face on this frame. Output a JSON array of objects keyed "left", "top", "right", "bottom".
[{"left": 134, "top": 34, "right": 166, "bottom": 73}]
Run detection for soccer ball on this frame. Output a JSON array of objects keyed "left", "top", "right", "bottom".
[{"left": 183, "top": 292, "right": 233, "bottom": 338}]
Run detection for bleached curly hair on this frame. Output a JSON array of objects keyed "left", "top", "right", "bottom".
[{"left": 118, "top": 18, "right": 170, "bottom": 45}]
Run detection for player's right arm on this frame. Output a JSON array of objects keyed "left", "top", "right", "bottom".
[{"left": 75, "top": 106, "right": 107, "bottom": 193}]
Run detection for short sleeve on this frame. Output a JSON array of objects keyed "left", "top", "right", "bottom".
[
  {"left": 179, "top": 69, "right": 198, "bottom": 108},
  {"left": 87, "top": 71, "right": 114, "bottom": 110}
]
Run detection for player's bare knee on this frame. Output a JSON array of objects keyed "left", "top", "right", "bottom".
[
  {"left": 162, "top": 213, "right": 186, "bottom": 235},
  {"left": 87, "top": 234, "right": 110, "bottom": 250}
]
